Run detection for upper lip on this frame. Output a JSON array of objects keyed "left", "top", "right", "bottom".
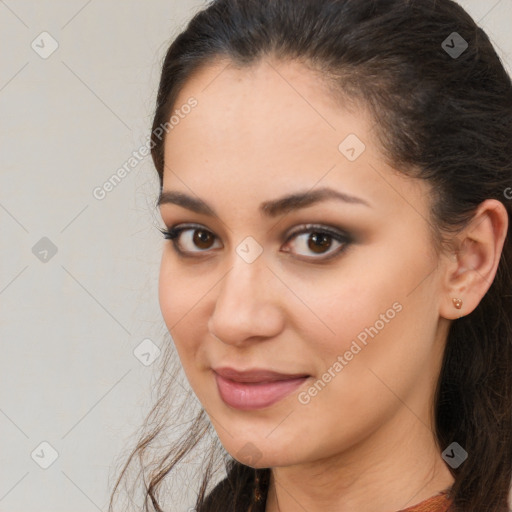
[{"left": 213, "top": 366, "right": 310, "bottom": 383}]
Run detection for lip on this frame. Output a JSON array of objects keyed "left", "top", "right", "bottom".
[{"left": 213, "top": 367, "right": 311, "bottom": 410}]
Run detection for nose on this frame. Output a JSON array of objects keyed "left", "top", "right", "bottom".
[{"left": 207, "top": 252, "right": 284, "bottom": 347}]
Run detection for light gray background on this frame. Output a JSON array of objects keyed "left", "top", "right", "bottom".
[{"left": 1, "top": 1, "right": 511, "bottom": 511}]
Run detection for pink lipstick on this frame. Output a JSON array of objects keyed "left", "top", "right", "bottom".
[{"left": 213, "top": 367, "right": 310, "bottom": 410}]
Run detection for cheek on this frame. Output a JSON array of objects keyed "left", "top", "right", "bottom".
[
  {"left": 158, "top": 254, "right": 204, "bottom": 359},
  {"left": 158, "top": 251, "right": 211, "bottom": 325},
  {"left": 158, "top": 255, "right": 181, "bottom": 329},
  {"left": 158, "top": 270, "right": 208, "bottom": 402},
  {"left": 284, "top": 265, "right": 402, "bottom": 361},
  {"left": 285, "top": 246, "right": 434, "bottom": 391},
  {"left": 293, "top": 262, "right": 438, "bottom": 412}
]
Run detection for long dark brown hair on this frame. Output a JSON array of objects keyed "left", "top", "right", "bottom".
[{"left": 108, "top": 1, "right": 512, "bottom": 510}]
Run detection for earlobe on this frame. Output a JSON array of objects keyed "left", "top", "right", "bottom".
[{"left": 439, "top": 199, "right": 509, "bottom": 320}]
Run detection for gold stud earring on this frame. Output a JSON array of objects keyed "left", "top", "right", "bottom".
[{"left": 452, "top": 298, "right": 463, "bottom": 309}]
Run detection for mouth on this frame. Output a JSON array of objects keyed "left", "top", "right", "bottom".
[{"left": 213, "top": 367, "right": 311, "bottom": 410}]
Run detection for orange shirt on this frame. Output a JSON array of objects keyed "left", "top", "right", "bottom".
[{"left": 398, "top": 491, "right": 453, "bottom": 512}]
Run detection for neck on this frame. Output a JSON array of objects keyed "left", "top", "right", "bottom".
[{"left": 264, "top": 411, "right": 454, "bottom": 512}]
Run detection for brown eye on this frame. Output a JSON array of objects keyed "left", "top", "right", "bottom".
[
  {"left": 307, "top": 232, "right": 333, "bottom": 254},
  {"left": 283, "top": 225, "right": 351, "bottom": 261},
  {"left": 161, "top": 225, "right": 222, "bottom": 254},
  {"left": 193, "top": 229, "right": 215, "bottom": 249},
  {"left": 161, "top": 223, "right": 351, "bottom": 262}
]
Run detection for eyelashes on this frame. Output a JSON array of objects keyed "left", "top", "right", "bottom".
[
  {"left": 158, "top": 223, "right": 353, "bottom": 262},
  {"left": 160, "top": 224, "right": 221, "bottom": 253}
]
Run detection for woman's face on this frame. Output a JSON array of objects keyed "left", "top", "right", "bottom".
[{"left": 158, "top": 58, "right": 450, "bottom": 469}]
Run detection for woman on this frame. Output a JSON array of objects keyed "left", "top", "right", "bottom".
[{"left": 109, "top": 0, "right": 512, "bottom": 511}]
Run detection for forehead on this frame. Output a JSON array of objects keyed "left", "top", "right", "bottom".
[
  {"left": 165, "top": 59, "right": 372, "bottom": 173},
  {"left": 167, "top": 57, "right": 373, "bottom": 151},
  {"left": 161, "top": 58, "right": 431, "bottom": 223}
]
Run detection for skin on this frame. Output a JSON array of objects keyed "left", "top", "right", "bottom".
[{"left": 157, "top": 57, "right": 508, "bottom": 512}]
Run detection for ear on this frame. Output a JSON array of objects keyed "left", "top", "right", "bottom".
[{"left": 439, "top": 199, "right": 509, "bottom": 320}]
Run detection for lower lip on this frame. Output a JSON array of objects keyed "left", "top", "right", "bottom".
[{"left": 214, "top": 373, "right": 310, "bottom": 410}]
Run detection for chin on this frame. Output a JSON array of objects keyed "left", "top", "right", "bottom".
[{"left": 217, "top": 435, "right": 305, "bottom": 469}]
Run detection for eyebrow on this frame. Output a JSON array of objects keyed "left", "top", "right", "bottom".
[{"left": 157, "top": 186, "right": 371, "bottom": 217}]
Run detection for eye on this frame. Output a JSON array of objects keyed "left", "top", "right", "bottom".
[
  {"left": 282, "top": 224, "right": 351, "bottom": 261},
  {"left": 159, "top": 224, "right": 221, "bottom": 254},
  {"left": 158, "top": 223, "right": 352, "bottom": 261}
]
